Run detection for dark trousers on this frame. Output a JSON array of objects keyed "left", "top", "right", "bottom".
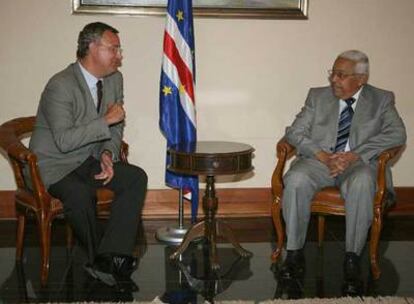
[{"left": 49, "top": 156, "right": 147, "bottom": 263}]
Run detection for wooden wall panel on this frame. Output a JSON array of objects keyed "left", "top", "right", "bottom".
[{"left": 0, "top": 187, "right": 413, "bottom": 220}]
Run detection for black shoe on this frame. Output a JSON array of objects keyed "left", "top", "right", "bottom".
[
  {"left": 114, "top": 275, "right": 139, "bottom": 293},
  {"left": 112, "top": 254, "right": 138, "bottom": 278},
  {"left": 92, "top": 254, "right": 117, "bottom": 287},
  {"left": 111, "top": 255, "right": 139, "bottom": 293},
  {"left": 83, "top": 262, "right": 98, "bottom": 279},
  {"left": 342, "top": 279, "right": 363, "bottom": 296},
  {"left": 343, "top": 252, "right": 360, "bottom": 281},
  {"left": 342, "top": 252, "right": 363, "bottom": 296},
  {"left": 279, "top": 249, "right": 305, "bottom": 280}
]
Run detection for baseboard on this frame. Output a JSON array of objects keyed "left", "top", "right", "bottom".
[{"left": 0, "top": 187, "right": 413, "bottom": 220}]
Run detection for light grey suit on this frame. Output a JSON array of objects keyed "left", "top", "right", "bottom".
[
  {"left": 283, "top": 84, "right": 406, "bottom": 254},
  {"left": 29, "top": 62, "right": 124, "bottom": 188}
]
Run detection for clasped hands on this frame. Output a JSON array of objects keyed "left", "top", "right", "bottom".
[{"left": 316, "top": 150, "right": 360, "bottom": 177}]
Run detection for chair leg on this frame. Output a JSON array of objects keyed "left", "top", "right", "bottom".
[
  {"left": 370, "top": 212, "right": 382, "bottom": 280},
  {"left": 318, "top": 215, "right": 325, "bottom": 247},
  {"left": 271, "top": 198, "right": 284, "bottom": 262},
  {"left": 37, "top": 214, "right": 52, "bottom": 287},
  {"left": 16, "top": 214, "right": 26, "bottom": 261}
]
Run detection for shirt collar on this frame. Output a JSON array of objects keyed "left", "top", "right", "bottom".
[
  {"left": 338, "top": 86, "right": 363, "bottom": 111},
  {"left": 78, "top": 61, "right": 101, "bottom": 89},
  {"left": 342, "top": 86, "right": 363, "bottom": 104}
]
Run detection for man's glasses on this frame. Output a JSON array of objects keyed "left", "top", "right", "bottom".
[
  {"left": 328, "top": 69, "right": 359, "bottom": 80},
  {"left": 98, "top": 42, "right": 123, "bottom": 55}
]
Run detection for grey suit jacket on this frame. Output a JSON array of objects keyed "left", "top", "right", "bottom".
[
  {"left": 285, "top": 84, "right": 406, "bottom": 195},
  {"left": 28, "top": 63, "right": 124, "bottom": 188}
]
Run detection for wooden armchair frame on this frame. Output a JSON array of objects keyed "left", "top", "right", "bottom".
[
  {"left": 0, "top": 116, "right": 128, "bottom": 286},
  {"left": 270, "top": 138, "right": 403, "bottom": 280}
]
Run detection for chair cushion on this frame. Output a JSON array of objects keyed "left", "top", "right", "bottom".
[
  {"left": 97, "top": 188, "right": 115, "bottom": 203},
  {"left": 311, "top": 186, "right": 345, "bottom": 215}
]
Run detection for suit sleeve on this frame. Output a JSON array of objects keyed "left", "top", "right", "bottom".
[
  {"left": 352, "top": 92, "right": 406, "bottom": 163},
  {"left": 101, "top": 72, "right": 124, "bottom": 161},
  {"left": 41, "top": 80, "right": 111, "bottom": 154},
  {"left": 285, "top": 89, "right": 324, "bottom": 158}
]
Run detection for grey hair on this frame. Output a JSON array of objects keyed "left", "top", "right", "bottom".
[
  {"left": 338, "top": 50, "right": 369, "bottom": 75},
  {"left": 77, "top": 22, "right": 119, "bottom": 59}
]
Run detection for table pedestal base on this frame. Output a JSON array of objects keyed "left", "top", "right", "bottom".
[{"left": 170, "top": 176, "right": 252, "bottom": 270}]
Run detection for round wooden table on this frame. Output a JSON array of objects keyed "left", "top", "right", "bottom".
[{"left": 168, "top": 141, "right": 254, "bottom": 270}]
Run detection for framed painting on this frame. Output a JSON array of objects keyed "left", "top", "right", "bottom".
[{"left": 72, "top": 0, "right": 308, "bottom": 19}]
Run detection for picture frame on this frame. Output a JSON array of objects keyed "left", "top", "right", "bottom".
[{"left": 72, "top": 0, "right": 308, "bottom": 19}]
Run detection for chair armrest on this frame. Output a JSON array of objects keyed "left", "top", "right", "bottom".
[
  {"left": 7, "top": 142, "right": 50, "bottom": 209},
  {"left": 271, "top": 138, "right": 296, "bottom": 202},
  {"left": 120, "top": 141, "right": 129, "bottom": 163},
  {"left": 374, "top": 145, "right": 405, "bottom": 209},
  {"left": 276, "top": 138, "right": 296, "bottom": 160}
]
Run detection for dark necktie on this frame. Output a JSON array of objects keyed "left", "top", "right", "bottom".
[
  {"left": 96, "top": 80, "right": 103, "bottom": 113},
  {"left": 334, "top": 97, "right": 355, "bottom": 152}
]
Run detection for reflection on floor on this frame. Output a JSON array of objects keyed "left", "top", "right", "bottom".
[{"left": 0, "top": 217, "right": 413, "bottom": 303}]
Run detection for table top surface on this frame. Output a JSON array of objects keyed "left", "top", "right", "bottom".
[{"left": 168, "top": 141, "right": 254, "bottom": 155}]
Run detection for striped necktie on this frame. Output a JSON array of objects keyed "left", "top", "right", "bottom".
[
  {"left": 334, "top": 97, "right": 355, "bottom": 152},
  {"left": 96, "top": 80, "right": 103, "bottom": 113}
]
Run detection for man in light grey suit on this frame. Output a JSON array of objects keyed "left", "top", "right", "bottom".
[
  {"left": 280, "top": 50, "right": 406, "bottom": 290},
  {"left": 29, "top": 22, "right": 147, "bottom": 287}
]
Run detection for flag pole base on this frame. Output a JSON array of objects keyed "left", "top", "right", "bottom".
[{"left": 155, "top": 226, "right": 188, "bottom": 244}]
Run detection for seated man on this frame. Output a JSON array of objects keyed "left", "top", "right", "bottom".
[
  {"left": 28, "top": 22, "right": 147, "bottom": 286},
  {"left": 280, "top": 50, "right": 406, "bottom": 290}
]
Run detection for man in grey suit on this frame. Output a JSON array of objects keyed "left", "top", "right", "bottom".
[
  {"left": 29, "top": 22, "right": 147, "bottom": 287},
  {"left": 280, "top": 50, "right": 406, "bottom": 291}
]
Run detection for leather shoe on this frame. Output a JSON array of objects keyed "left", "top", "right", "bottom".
[
  {"left": 92, "top": 254, "right": 117, "bottom": 286},
  {"left": 342, "top": 252, "right": 363, "bottom": 296},
  {"left": 85, "top": 253, "right": 138, "bottom": 287},
  {"left": 343, "top": 252, "right": 360, "bottom": 281},
  {"left": 279, "top": 249, "right": 305, "bottom": 280},
  {"left": 342, "top": 279, "right": 363, "bottom": 296},
  {"left": 112, "top": 254, "right": 138, "bottom": 278}
]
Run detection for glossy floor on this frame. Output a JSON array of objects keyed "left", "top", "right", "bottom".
[{"left": 0, "top": 218, "right": 413, "bottom": 303}]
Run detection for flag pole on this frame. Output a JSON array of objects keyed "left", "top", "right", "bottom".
[
  {"left": 155, "top": 188, "right": 188, "bottom": 244},
  {"left": 178, "top": 188, "right": 184, "bottom": 229}
]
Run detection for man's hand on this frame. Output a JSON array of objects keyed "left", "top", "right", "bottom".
[
  {"left": 316, "top": 150, "right": 360, "bottom": 177},
  {"left": 94, "top": 150, "right": 114, "bottom": 185},
  {"left": 315, "top": 150, "right": 333, "bottom": 166},
  {"left": 316, "top": 150, "right": 339, "bottom": 175},
  {"left": 104, "top": 102, "right": 125, "bottom": 126},
  {"left": 329, "top": 152, "right": 360, "bottom": 177}
]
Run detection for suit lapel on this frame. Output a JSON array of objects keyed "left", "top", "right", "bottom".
[
  {"left": 72, "top": 63, "right": 100, "bottom": 116},
  {"left": 326, "top": 93, "right": 340, "bottom": 144},
  {"left": 349, "top": 85, "right": 371, "bottom": 149}
]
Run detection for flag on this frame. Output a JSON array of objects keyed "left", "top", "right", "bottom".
[{"left": 159, "top": 0, "right": 199, "bottom": 223}]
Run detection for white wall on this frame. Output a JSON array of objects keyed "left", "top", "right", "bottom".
[{"left": 1, "top": 0, "right": 413, "bottom": 190}]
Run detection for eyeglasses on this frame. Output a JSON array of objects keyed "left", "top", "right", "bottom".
[
  {"left": 98, "top": 42, "right": 123, "bottom": 55},
  {"left": 328, "top": 69, "right": 358, "bottom": 80}
]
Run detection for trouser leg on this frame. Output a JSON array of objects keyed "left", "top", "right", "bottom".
[
  {"left": 97, "top": 162, "right": 148, "bottom": 256},
  {"left": 337, "top": 161, "right": 376, "bottom": 255},
  {"left": 282, "top": 158, "right": 333, "bottom": 250},
  {"left": 48, "top": 158, "right": 99, "bottom": 263}
]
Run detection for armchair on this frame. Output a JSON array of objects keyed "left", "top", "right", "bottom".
[
  {"left": 0, "top": 116, "right": 129, "bottom": 286},
  {"left": 270, "top": 137, "right": 403, "bottom": 279}
]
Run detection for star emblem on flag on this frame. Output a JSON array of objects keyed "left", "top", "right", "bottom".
[
  {"left": 176, "top": 10, "right": 184, "bottom": 21},
  {"left": 162, "top": 85, "right": 172, "bottom": 96}
]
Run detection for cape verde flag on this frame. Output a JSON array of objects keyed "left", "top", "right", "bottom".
[{"left": 159, "top": 0, "right": 199, "bottom": 222}]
